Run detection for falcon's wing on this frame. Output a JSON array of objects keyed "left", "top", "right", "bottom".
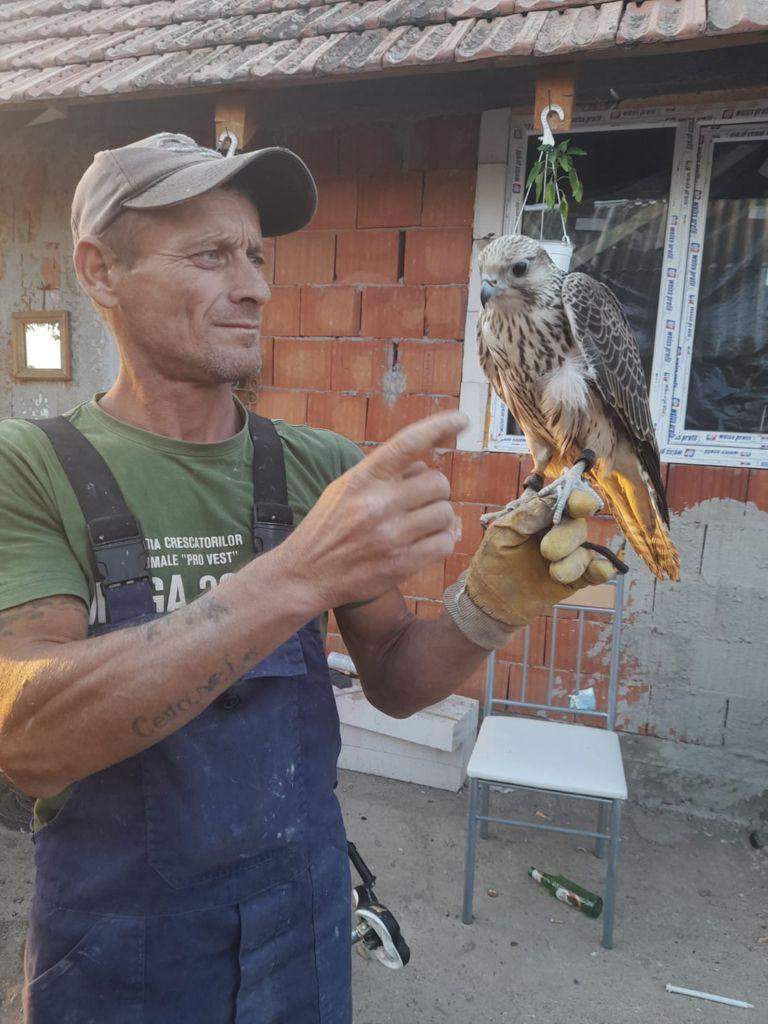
[{"left": 561, "top": 272, "right": 669, "bottom": 525}]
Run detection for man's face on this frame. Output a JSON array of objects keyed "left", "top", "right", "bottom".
[{"left": 108, "top": 187, "right": 271, "bottom": 384}]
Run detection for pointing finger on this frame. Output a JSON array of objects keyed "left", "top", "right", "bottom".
[{"left": 360, "top": 412, "right": 468, "bottom": 481}]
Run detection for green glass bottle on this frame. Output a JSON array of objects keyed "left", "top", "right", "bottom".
[{"left": 528, "top": 867, "right": 603, "bottom": 919}]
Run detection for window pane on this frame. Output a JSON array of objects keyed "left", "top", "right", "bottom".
[
  {"left": 505, "top": 128, "right": 676, "bottom": 435},
  {"left": 684, "top": 138, "right": 768, "bottom": 434}
]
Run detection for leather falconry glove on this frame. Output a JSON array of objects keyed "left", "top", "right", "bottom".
[{"left": 444, "top": 489, "right": 619, "bottom": 651}]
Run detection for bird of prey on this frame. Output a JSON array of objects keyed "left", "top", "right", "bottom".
[{"left": 477, "top": 234, "right": 679, "bottom": 581}]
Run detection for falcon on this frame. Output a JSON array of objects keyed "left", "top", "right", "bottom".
[{"left": 477, "top": 234, "right": 679, "bottom": 581}]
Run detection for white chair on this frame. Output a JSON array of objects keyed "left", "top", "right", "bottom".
[{"left": 462, "top": 577, "right": 627, "bottom": 949}]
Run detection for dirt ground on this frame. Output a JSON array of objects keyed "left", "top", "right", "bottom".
[{"left": 1, "top": 770, "right": 766, "bottom": 1023}]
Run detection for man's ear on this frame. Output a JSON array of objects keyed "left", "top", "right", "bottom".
[{"left": 73, "top": 236, "right": 122, "bottom": 310}]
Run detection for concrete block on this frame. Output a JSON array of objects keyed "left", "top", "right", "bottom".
[
  {"left": 334, "top": 684, "right": 479, "bottom": 791},
  {"left": 462, "top": 308, "right": 484, "bottom": 383},
  {"left": 457, "top": 380, "right": 489, "bottom": 451},
  {"left": 723, "top": 697, "right": 768, "bottom": 758},
  {"left": 646, "top": 687, "right": 727, "bottom": 747},
  {"left": 473, "top": 162, "right": 507, "bottom": 240},
  {"left": 619, "top": 731, "right": 766, "bottom": 825},
  {"left": 478, "top": 107, "right": 511, "bottom": 164},
  {"left": 335, "top": 684, "right": 478, "bottom": 752},
  {"left": 338, "top": 724, "right": 476, "bottom": 791}
]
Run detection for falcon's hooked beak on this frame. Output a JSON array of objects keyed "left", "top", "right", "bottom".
[{"left": 480, "top": 277, "right": 499, "bottom": 308}]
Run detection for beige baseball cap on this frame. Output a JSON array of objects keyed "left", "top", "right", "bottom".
[{"left": 71, "top": 131, "right": 318, "bottom": 242}]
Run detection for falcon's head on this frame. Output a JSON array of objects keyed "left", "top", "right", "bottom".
[{"left": 478, "top": 234, "right": 562, "bottom": 311}]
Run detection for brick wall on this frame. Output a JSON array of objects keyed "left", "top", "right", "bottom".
[{"left": 242, "top": 114, "right": 768, "bottom": 810}]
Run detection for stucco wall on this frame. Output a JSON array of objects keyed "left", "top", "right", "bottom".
[
  {"left": 2, "top": 110, "right": 766, "bottom": 823},
  {"left": 0, "top": 121, "right": 119, "bottom": 420}
]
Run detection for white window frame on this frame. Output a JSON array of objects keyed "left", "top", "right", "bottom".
[{"left": 458, "top": 99, "right": 768, "bottom": 470}]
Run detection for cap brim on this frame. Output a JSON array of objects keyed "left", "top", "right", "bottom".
[{"left": 121, "top": 147, "right": 317, "bottom": 237}]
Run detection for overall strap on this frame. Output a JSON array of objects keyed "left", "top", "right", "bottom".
[
  {"left": 247, "top": 411, "right": 294, "bottom": 555},
  {"left": 27, "top": 417, "right": 155, "bottom": 624}
]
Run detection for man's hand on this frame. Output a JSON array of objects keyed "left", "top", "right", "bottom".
[
  {"left": 444, "top": 490, "right": 617, "bottom": 650},
  {"left": 275, "top": 411, "right": 468, "bottom": 611}
]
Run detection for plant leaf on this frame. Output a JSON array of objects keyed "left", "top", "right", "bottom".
[
  {"left": 560, "top": 197, "right": 569, "bottom": 222},
  {"left": 568, "top": 146, "right": 587, "bottom": 156},
  {"left": 544, "top": 180, "right": 555, "bottom": 209}
]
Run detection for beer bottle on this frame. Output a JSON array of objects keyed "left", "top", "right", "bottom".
[{"left": 528, "top": 867, "right": 603, "bottom": 919}]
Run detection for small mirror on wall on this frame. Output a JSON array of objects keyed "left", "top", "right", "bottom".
[{"left": 11, "top": 311, "right": 71, "bottom": 381}]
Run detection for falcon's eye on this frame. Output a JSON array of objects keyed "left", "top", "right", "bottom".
[{"left": 512, "top": 260, "right": 529, "bottom": 277}]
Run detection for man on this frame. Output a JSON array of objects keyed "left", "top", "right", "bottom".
[{"left": 0, "top": 133, "right": 612, "bottom": 1023}]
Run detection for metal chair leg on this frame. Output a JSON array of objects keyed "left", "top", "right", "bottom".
[
  {"left": 479, "top": 781, "right": 490, "bottom": 839},
  {"left": 601, "top": 800, "right": 622, "bottom": 949},
  {"left": 462, "top": 778, "right": 480, "bottom": 924},
  {"left": 595, "top": 802, "right": 608, "bottom": 859}
]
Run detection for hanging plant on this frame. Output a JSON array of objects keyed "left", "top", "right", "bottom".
[{"left": 525, "top": 138, "right": 586, "bottom": 224}]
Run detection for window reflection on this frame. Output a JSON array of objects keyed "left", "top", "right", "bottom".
[
  {"left": 508, "top": 128, "right": 676, "bottom": 435},
  {"left": 685, "top": 139, "right": 768, "bottom": 434}
]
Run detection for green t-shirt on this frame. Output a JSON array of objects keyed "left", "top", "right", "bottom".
[{"left": 0, "top": 392, "right": 362, "bottom": 829}]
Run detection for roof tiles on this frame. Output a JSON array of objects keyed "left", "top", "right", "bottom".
[{"left": 0, "top": 0, "right": 763, "bottom": 106}]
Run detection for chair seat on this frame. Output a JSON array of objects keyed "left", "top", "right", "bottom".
[{"left": 467, "top": 715, "right": 627, "bottom": 801}]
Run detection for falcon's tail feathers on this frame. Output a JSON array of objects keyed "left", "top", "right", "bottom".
[{"left": 595, "top": 465, "right": 680, "bottom": 582}]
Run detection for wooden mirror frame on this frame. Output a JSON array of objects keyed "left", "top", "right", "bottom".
[{"left": 11, "top": 310, "right": 71, "bottom": 381}]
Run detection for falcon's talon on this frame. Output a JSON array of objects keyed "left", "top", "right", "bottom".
[
  {"left": 480, "top": 486, "right": 539, "bottom": 527},
  {"left": 538, "top": 465, "right": 603, "bottom": 525}
]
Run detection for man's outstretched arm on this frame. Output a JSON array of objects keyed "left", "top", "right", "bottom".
[{"left": 337, "top": 489, "right": 616, "bottom": 718}]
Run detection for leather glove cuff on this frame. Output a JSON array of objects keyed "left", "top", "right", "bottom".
[{"left": 443, "top": 571, "right": 516, "bottom": 651}]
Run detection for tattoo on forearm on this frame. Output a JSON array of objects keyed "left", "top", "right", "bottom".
[
  {"left": 0, "top": 596, "right": 85, "bottom": 637},
  {"left": 130, "top": 663, "right": 237, "bottom": 739}
]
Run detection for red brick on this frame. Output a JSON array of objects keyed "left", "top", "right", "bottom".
[
  {"left": 444, "top": 552, "right": 471, "bottom": 588},
  {"left": 666, "top": 464, "right": 749, "bottom": 513},
  {"left": 404, "top": 228, "right": 472, "bottom": 285},
  {"left": 397, "top": 341, "right": 463, "bottom": 395},
  {"left": 286, "top": 129, "right": 339, "bottom": 180},
  {"left": 307, "top": 392, "right": 368, "bottom": 442},
  {"left": 452, "top": 502, "right": 485, "bottom": 555},
  {"left": 325, "top": 632, "right": 348, "bottom": 657},
  {"left": 339, "top": 123, "right": 403, "bottom": 177},
  {"left": 261, "top": 286, "right": 300, "bottom": 336},
  {"left": 365, "top": 394, "right": 458, "bottom": 443},
  {"left": 262, "top": 237, "right": 275, "bottom": 284},
  {"left": 407, "top": 115, "right": 480, "bottom": 171},
  {"left": 300, "top": 286, "right": 360, "bottom": 336},
  {"left": 422, "top": 170, "right": 476, "bottom": 227},
  {"left": 456, "top": 657, "right": 508, "bottom": 704},
  {"left": 360, "top": 286, "right": 424, "bottom": 339},
  {"left": 402, "top": 559, "right": 446, "bottom": 601},
  {"left": 586, "top": 517, "right": 621, "bottom": 549},
  {"left": 507, "top": 665, "right": 574, "bottom": 713},
  {"left": 425, "top": 286, "right": 467, "bottom": 339},
  {"left": 273, "top": 338, "right": 332, "bottom": 390},
  {"left": 415, "top": 600, "right": 442, "bottom": 620},
  {"left": 426, "top": 449, "right": 454, "bottom": 478},
  {"left": 499, "top": 618, "right": 548, "bottom": 666},
  {"left": 550, "top": 617, "right": 610, "bottom": 676},
  {"left": 255, "top": 387, "right": 307, "bottom": 424},
  {"left": 336, "top": 230, "right": 400, "bottom": 284},
  {"left": 259, "top": 336, "right": 274, "bottom": 386},
  {"left": 274, "top": 232, "right": 336, "bottom": 285},
  {"left": 309, "top": 178, "right": 358, "bottom": 231},
  {"left": 451, "top": 451, "right": 521, "bottom": 506},
  {"left": 746, "top": 469, "right": 768, "bottom": 512},
  {"left": 331, "top": 338, "right": 389, "bottom": 392},
  {"left": 357, "top": 172, "right": 423, "bottom": 228}
]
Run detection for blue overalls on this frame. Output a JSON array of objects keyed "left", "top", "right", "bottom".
[{"left": 22, "top": 412, "right": 352, "bottom": 1023}]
